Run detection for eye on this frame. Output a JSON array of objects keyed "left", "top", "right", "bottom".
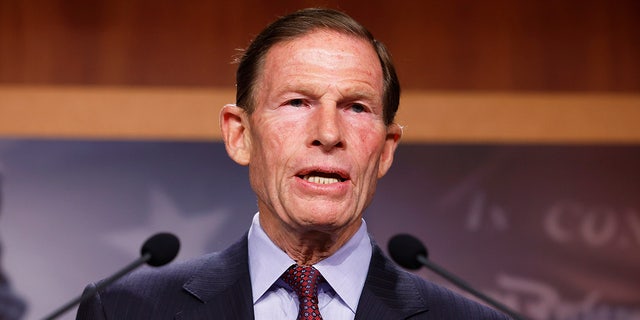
[
  {"left": 287, "top": 99, "right": 305, "bottom": 108},
  {"left": 350, "top": 103, "right": 366, "bottom": 113}
]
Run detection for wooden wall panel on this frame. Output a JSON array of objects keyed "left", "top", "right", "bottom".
[
  {"left": 1, "top": 0, "right": 638, "bottom": 91},
  {"left": 1, "top": 1, "right": 638, "bottom": 143}
]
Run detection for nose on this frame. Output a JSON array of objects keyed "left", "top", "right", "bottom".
[{"left": 311, "top": 104, "right": 344, "bottom": 151}]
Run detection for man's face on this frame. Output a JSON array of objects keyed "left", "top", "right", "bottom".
[{"left": 225, "top": 30, "right": 401, "bottom": 236}]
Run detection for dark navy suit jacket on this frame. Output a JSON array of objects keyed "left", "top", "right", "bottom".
[{"left": 76, "top": 236, "right": 510, "bottom": 319}]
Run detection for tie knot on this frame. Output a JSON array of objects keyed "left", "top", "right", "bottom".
[
  {"left": 281, "top": 265, "right": 324, "bottom": 320},
  {"left": 281, "top": 265, "right": 323, "bottom": 298}
]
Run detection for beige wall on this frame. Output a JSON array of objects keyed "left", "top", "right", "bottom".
[{"left": 1, "top": 86, "right": 639, "bottom": 143}]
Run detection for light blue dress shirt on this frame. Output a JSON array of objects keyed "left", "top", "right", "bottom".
[{"left": 248, "top": 213, "right": 372, "bottom": 320}]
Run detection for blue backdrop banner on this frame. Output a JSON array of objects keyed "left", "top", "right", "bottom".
[{"left": 0, "top": 140, "right": 638, "bottom": 320}]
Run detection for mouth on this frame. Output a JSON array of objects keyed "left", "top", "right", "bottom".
[{"left": 297, "top": 169, "right": 349, "bottom": 185}]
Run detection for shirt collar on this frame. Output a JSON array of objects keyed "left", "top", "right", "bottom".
[
  {"left": 248, "top": 213, "right": 295, "bottom": 304},
  {"left": 314, "top": 218, "right": 372, "bottom": 313},
  {"left": 247, "top": 212, "right": 372, "bottom": 313}
]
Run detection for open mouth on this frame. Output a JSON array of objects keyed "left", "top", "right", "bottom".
[{"left": 298, "top": 171, "right": 348, "bottom": 185}]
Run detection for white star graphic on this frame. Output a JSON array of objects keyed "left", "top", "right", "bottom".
[{"left": 103, "top": 186, "right": 231, "bottom": 262}]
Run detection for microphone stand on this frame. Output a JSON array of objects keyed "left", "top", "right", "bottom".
[
  {"left": 42, "top": 252, "right": 151, "bottom": 320},
  {"left": 416, "top": 255, "right": 526, "bottom": 320}
]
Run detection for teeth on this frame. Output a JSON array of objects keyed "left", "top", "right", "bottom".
[{"left": 304, "top": 175, "right": 340, "bottom": 184}]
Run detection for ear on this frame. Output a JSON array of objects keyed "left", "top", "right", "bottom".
[
  {"left": 377, "top": 123, "right": 402, "bottom": 178},
  {"left": 220, "top": 104, "right": 251, "bottom": 166}
]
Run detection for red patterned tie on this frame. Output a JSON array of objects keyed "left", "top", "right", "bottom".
[{"left": 281, "top": 265, "right": 324, "bottom": 320}]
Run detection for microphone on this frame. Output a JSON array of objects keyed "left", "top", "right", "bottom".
[
  {"left": 43, "top": 232, "right": 180, "bottom": 320},
  {"left": 388, "top": 234, "right": 525, "bottom": 320}
]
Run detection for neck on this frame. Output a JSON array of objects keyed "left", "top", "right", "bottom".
[{"left": 259, "top": 212, "right": 361, "bottom": 266}]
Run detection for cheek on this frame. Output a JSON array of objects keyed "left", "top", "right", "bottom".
[
  {"left": 250, "top": 117, "right": 302, "bottom": 177},
  {"left": 260, "top": 130, "right": 297, "bottom": 162},
  {"left": 349, "top": 122, "right": 387, "bottom": 161},
  {"left": 251, "top": 117, "right": 291, "bottom": 157}
]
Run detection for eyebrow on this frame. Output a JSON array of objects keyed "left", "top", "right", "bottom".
[{"left": 275, "top": 82, "right": 382, "bottom": 105}]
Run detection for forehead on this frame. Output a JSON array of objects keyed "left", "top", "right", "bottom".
[
  {"left": 256, "top": 30, "right": 383, "bottom": 93},
  {"left": 265, "top": 29, "right": 379, "bottom": 65}
]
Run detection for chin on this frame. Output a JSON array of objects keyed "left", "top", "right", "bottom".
[{"left": 298, "top": 211, "right": 358, "bottom": 231}]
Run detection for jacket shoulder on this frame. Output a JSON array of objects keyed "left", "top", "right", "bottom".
[
  {"left": 405, "top": 270, "right": 510, "bottom": 319},
  {"left": 77, "top": 237, "right": 250, "bottom": 320},
  {"left": 365, "top": 244, "right": 510, "bottom": 319}
]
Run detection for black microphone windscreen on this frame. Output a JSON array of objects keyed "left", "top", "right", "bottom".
[
  {"left": 388, "top": 234, "right": 429, "bottom": 270},
  {"left": 140, "top": 233, "right": 180, "bottom": 267}
]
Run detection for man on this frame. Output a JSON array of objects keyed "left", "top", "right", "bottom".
[{"left": 77, "top": 8, "right": 509, "bottom": 319}]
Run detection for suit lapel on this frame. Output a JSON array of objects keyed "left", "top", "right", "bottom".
[
  {"left": 171, "top": 237, "right": 428, "bottom": 319},
  {"left": 178, "top": 236, "right": 255, "bottom": 320},
  {"left": 355, "top": 244, "right": 428, "bottom": 320}
]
